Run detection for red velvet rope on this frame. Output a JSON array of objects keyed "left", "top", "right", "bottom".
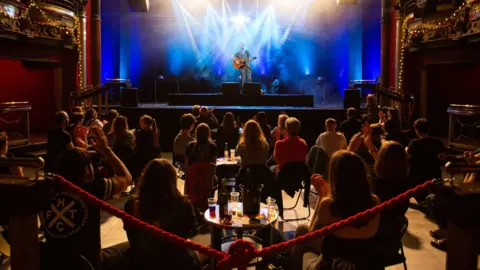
[{"left": 54, "top": 174, "right": 435, "bottom": 270}]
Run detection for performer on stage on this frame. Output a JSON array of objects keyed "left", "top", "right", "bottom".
[{"left": 232, "top": 42, "right": 253, "bottom": 87}]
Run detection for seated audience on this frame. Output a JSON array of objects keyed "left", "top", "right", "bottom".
[
  {"left": 256, "top": 111, "right": 272, "bottom": 143},
  {"left": 71, "top": 112, "right": 89, "bottom": 149},
  {"left": 39, "top": 127, "right": 132, "bottom": 270},
  {"left": 186, "top": 123, "right": 218, "bottom": 167},
  {"left": 270, "top": 114, "right": 288, "bottom": 146},
  {"left": 111, "top": 116, "right": 135, "bottom": 154},
  {"left": 316, "top": 118, "right": 347, "bottom": 158},
  {"left": 236, "top": 120, "right": 269, "bottom": 166},
  {"left": 407, "top": 118, "right": 445, "bottom": 203},
  {"left": 273, "top": 117, "right": 308, "bottom": 171},
  {"left": 339, "top": 107, "right": 362, "bottom": 144},
  {"left": 46, "top": 111, "right": 74, "bottom": 173},
  {"left": 72, "top": 106, "right": 84, "bottom": 113},
  {"left": 173, "top": 113, "right": 196, "bottom": 171},
  {"left": 123, "top": 159, "right": 200, "bottom": 270},
  {"left": 135, "top": 114, "right": 160, "bottom": 161},
  {"left": 192, "top": 105, "right": 200, "bottom": 118},
  {"left": 384, "top": 108, "right": 402, "bottom": 143},
  {"left": 195, "top": 106, "right": 218, "bottom": 130},
  {"left": 0, "top": 132, "right": 23, "bottom": 176},
  {"left": 217, "top": 112, "right": 240, "bottom": 155},
  {"left": 84, "top": 108, "right": 103, "bottom": 129},
  {"left": 102, "top": 109, "right": 119, "bottom": 135},
  {"left": 355, "top": 123, "right": 384, "bottom": 170},
  {"left": 365, "top": 94, "right": 379, "bottom": 124},
  {"left": 378, "top": 106, "right": 388, "bottom": 125},
  {"left": 374, "top": 141, "right": 410, "bottom": 218},
  {"left": 293, "top": 150, "right": 381, "bottom": 270}
]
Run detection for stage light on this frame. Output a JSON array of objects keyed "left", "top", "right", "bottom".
[
  {"left": 230, "top": 15, "right": 251, "bottom": 29},
  {"left": 305, "top": 68, "right": 311, "bottom": 75},
  {"left": 336, "top": 0, "right": 358, "bottom": 5}
]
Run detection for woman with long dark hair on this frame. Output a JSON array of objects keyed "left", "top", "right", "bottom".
[
  {"left": 256, "top": 111, "right": 272, "bottom": 143},
  {"left": 236, "top": 120, "right": 269, "bottom": 166},
  {"left": 185, "top": 123, "right": 218, "bottom": 168},
  {"left": 384, "top": 108, "right": 402, "bottom": 143},
  {"left": 124, "top": 159, "right": 200, "bottom": 269},
  {"left": 217, "top": 112, "right": 240, "bottom": 156},
  {"left": 293, "top": 150, "right": 382, "bottom": 270},
  {"left": 110, "top": 116, "right": 135, "bottom": 151}
]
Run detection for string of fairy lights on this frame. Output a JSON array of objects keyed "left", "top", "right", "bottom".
[
  {"left": 1, "top": 1, "right": 83, "bottom": 87},
  {"left": 397, "top": 1, "right": 471, "bottom": 91}
]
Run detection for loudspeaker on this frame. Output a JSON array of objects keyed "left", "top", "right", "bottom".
[
  {"left": 128, "top": 0, "right": 149, "bottom": 12},
  {"left": 243, "top": 83, "right": 262, "bottom": 96},
  {"left": 221, "top": 82, "right": 239, "bottom": 97},
  {"left": 121, "top": 88, "right": 138, "bottom": 107},
  {"left": 343, "top": 89, "right": 360, "bottom": 109}
]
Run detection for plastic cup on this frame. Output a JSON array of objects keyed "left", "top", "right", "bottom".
[
  {"left": 230, "top": 149, "right": 235, "bottom": 161},
  {"left": 230, "top": 191, "right": 240, "bottom": 214},
  {"left": 208, "top": 198, "right": 216, "bottom": 218},
  {"left": 268, "top": 203, "right": 278, "bottom": 221}
]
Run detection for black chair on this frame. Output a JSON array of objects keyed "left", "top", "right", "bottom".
[
  {"left": 306, "top": 145, "right": 329, "bottom": 179},
  {"left": 235, "top": 164, "right": 280, "bottom": 205},
  {"left": 377, "top": 215, "right": 409, "bottom": 270},
  {"left": 276, "top": 162, "right": 311, "bottom": 221}
]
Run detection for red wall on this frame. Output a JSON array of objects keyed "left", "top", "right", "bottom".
[{"left": 0, "top": 59, "right": 55, "bottom": 133}]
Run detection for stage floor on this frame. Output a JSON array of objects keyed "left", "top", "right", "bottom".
[{"left": 113, "top": 102, "right": 344, "bottom": 110}]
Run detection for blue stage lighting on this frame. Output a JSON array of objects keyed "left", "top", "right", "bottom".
[{"left": 230, "top": 15, "right": 251, "bottom": 29}]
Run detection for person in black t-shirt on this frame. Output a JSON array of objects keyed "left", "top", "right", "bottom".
[
  {"left": 256, "top": 111, "right": 272, "bottom": 144},
  {"left": 195, "top": 106, "right": 219, "bottom": 131},
  {"left": 46, "top": 111, "right": 74, "bottom": 173},
  {"left": 339, "top": 107, "right": 362, "bottom": 144},
  {"left": 216, "top": 112, "right": 240, "bottom": 156},
  {"left": 407, "top": 118, "right": 445, "bottom": 203},
  {"left": 134, "top": 115, "right": 161, "bottom": 178},
  {"left": 39, "top": 127, "right": 132, "bottom": 270}
]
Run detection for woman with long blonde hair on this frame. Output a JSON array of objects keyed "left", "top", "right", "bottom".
[{"left": 236, "top": 120, "right": 269, "bottom": 166}]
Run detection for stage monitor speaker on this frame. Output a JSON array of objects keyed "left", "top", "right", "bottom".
[
  {"left": 221, "top": 82, "right": 239, "bottom": 97},
  {"left": 243, "top": 83, "right": 262, "bottom": 97},
  {"left": 128, "top": 0, "right": 149, "bottom": 12},
  {"left": 343, "top": 89, "right": 360, "bottom": 109},
  {"left": 121, "top": 88, "right": 138, "bottom": 107}
]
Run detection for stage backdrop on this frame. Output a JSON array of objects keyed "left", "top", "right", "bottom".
[{"left": 102, "top": 0, "right": 381, "bottom": 102}]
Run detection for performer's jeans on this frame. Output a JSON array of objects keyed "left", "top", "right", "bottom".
[{"left": 241, "top": 68, "right": 252, "bottom": 87}]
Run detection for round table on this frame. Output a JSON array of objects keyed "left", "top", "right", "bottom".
[
  {"left": 215, "top": 157, "right": 241, "bottom": 181},
  {"left": 204, "top": 203, "right": 278, "bottom": 269}
]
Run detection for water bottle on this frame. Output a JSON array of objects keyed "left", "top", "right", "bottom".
[{"left": 224, "top": 142, "right": 229, "bottom": 159}]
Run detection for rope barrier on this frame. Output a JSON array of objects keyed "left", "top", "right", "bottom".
[{"left": 54, "top": 174, "right": 437, "bottom": 270}]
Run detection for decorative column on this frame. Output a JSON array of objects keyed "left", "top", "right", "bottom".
[
  {"left": 380, "top": 0, "right": 391, "bottom": 88},
  {"left": 91, "top": 0, "right": 102, "bottom": 108},
  {"left": 395, "top": 11, "right": 404, "bottom": 90},
  {"left": 78, "top": 6, "right": 88, "bottom": 89}
]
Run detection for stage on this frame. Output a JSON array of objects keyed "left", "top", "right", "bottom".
[{"left": 116, "top": 102, "right": 346, "bottom": 152}]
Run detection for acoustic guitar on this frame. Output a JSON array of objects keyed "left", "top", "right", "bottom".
[{"left": 233, "top": 56, "right": 257, "bottom": 69}]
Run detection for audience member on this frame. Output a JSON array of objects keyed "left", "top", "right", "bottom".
[
  {"left": 365, "top": 94, "right": 379, "bottom": 124},
  {"left": 72, "top": 106, "right": 84, "bottom": 113},
  {"left": 217, "top": 112, "right": 240, "bottom": 155},
  {"left": 39, "top": 127, "right": 132, "bottom": 270},
  {"left": 196, "top": 106, "right": 219, "bottom": 130},
  {"left": 123, "top": 159, "right": 200, "bottom": 269},
  {"left": 134, "top": 115, "right": 161, "bottom": 177},
  {"left": 384, "top": 107, "right": 402, "bottom": 143},
  {"left": 173, "top": 113, "right": 196, "bottom": 171},
  {"left": 71, "top": 112, "right": 89, "bottom": 149},
  {"left": 407, "top": 118, "right": 445, "bottom": 203},
  {"left": 339, "top": 107, "right": 362, "bottom": 144},
  {"left": 256, "top": 111, "right": 272, "bottom": 143},
  {"left": 378, "top": 106, "right": 388, "bottom": 125},
  {"left": 293, "top": 150, "right": 381, "bottom": 270},
  {"left": 84, "top": 108, "right": 103, "bottom": 129},
  {"left": 273, "top": 117, "right": 308, "bottom": 171},
  {"left": 0, "top": 132, "right": 23, "bottom": 176},
  {"left": 111, "top": 116, "right": 135, "bottom": 153},
  {"left": 374, "top": 141, "right": 410, "bottom": 218},
  {"left": 186, "top": 123, "right": 218, "bottom": 167},
  {"left": 316, "top": 118, "right": 347, "bottom": 158},
  {"left": 46, "top": 111, "right": 74, "bottom": 173},
  {"left": 355, "top": 123, "right": 384, "bottom": 169},
  {"left": 236, "top": 120, "right": 269, "bottom": 166},
  {"left": 103, "top": 109, "right": 119, "bottom": 135},
  {"left": 192, "top": 105, "right": 200, "bottom": 118},
  {"left": 270, "top": 114, "right": 288, "bottom": 146}
]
